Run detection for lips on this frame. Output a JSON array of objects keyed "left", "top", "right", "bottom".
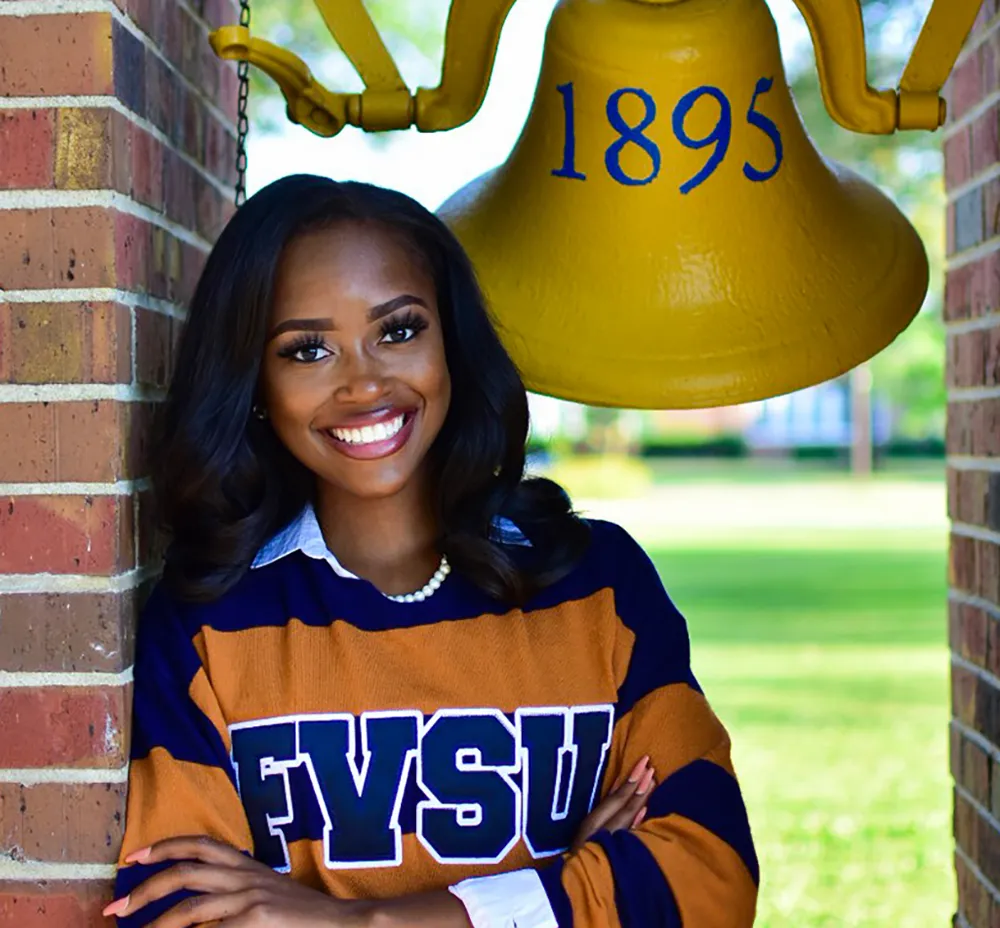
[
  {"left": 329, "top": 412, "right": 406, "bottom": 446},
  {"left": 320, "top": 407, "right": 417, "bottom": 461}
]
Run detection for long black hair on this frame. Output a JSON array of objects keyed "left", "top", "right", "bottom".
[{"left": 153, "top": 174, "right": 590, "bottom": 603}]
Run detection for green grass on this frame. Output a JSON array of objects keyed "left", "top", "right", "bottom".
[{"left": 647, "top": 530, "right": 952, "bottom": 926}]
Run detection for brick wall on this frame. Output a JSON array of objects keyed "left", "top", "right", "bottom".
[
  {"left": 947, "top": 4, "right": 1000, "bottom": 926},
  {"left": 0, "top": 1, "right": 237, "bottom": 923}
]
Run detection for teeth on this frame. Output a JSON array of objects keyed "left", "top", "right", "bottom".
[{"left": 330, "top": 414, "right": 405, "bottom": 445}]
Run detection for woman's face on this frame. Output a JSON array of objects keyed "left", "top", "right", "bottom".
[{"left": 259, "top": 222, "right": 451, "bottom": 501}]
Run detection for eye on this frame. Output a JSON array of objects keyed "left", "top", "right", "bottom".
[
  {"left": 277, "top": 336, "right": 332, "bottom": 363},
  {"left": 379, "top": 310, "right": 429, "bottom": 345},
  {"left": 381, "top": 324, "right": 417, "bottom": 344}
]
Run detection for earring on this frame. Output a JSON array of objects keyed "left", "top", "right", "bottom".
[{"left": 252, "top": 404, "right": 268, "bottom": 421}]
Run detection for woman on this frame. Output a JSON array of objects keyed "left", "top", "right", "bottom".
[{"left": 107, "top": 175, "right": 758, "bottom": 927}]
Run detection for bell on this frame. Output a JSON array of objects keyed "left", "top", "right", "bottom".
[{"left": 438, "top": 0, "right": 930, "bottom": 409}]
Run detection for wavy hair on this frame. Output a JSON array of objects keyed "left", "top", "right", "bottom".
[{"left": 153, "top": 174, "right": 590, "bottom": 603}]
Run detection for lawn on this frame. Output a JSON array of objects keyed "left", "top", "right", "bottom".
[
  {"left": 652, "top": 534, "right": 950, "bottom": 927},
  {"left": 547, "top": 458, "right": 952, "bottom": 926}
]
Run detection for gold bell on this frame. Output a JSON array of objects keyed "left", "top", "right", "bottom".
[{"left": 439, "top": 0, "right": 930, "bottom": 409}]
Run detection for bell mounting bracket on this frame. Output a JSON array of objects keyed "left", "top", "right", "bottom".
[
  {"left": 208, "top": 0, "right": 982, "bottom": 139},
  {"left": 208, "top": 0, "right": 516, "bottom": 138}
]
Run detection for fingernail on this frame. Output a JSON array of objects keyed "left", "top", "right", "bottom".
[
  {"left": 102, "top": 896, "right": 130, "bottom": 917},
  {"left": 627, "top": 755, "right": 649, "bottom": 783},
  {"left": 632, "top": 807, "right": 648, "bottom": 829},
  {"left": 124, "top": 846, "right": 150, "bottom": 863},
  {"left": 636, "top": 768, "right": 656, "bottom": 796}
]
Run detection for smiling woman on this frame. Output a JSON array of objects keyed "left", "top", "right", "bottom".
[{"left": 109, "top": 175, "right": 758, "bottom": 928}]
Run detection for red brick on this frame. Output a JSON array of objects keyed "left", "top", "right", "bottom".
[
  {"left": 0, "top": 208, "right": 208, "bottom": 303},
  {"left": 948, "top": 264, "right": 976, "bottom": 322},
  {"left": 989, "top": 327, "right": 1000, "bottom": 387},
  {"left": 53, "top": 108, "right": 115, "bottom": 191},
  {"left": 957, "top": 842, "right": 994, "bottom": 927},
  {"left": 17, "top": 105, "right": 234, "bottom": 241},
  {"left": 985, "top": 33, "right": 1000, "bottom": 103},
  {"left": 115, "top": 0, "right": 239, "bottom": 121},
  {"left": 948, "top": 400, "right": 1000, "bottom": 457},
  {"left": 964, "top": 729, "right": 994, "bottom": 806},
  {"left": 950, "top": 468, "right": 991, "bottom": 525},
  {"left": 979, "top": 540, "right": 1000, "bottom": 605},
  {"left": 114, "top": 212, "right": 208, "bottom": 304},
  {"left": 985, "top": 180, "right": 1000, "bottom": 243},
  {"left": 0, "top": 782, "right": 126, "bottom": 863},
  {"left": 0, "top": 881, "right": 111, "bottom": 928},
  {"left": 956, "top": 787, "right": 979, "bottom": 858},
  {"left": 0, "top": 686, "right": 129, "bottom": 767},
  {"left": 0, "top": 111, "right": 54, "bottom": 190},
  {"left": 952, "top": 53, "right": 986, "bottom": 123},
  {"left": 947, "top": 253, "right": 1000, "bottom": 322},
  {"left": 948, "top": 125, "right": 974, "bottom": 191},
  {"left": 954, "top": 533, "right": 980, "bottom": 593},
  {"left": 950, "top": 330, "right": 989, "bottom": 388},
  {"left": 0, "top": 495, "right": 135, "bottom": 575},
  {"left": 0, "top": 590, "right": 139, "bottom": 673},
  {"left": 0, "top": 208, "right": 117, "bottom": 290},
  {"left": 0, "top": 303, "right": 131, "bottom": 385},
  {"left": 0, "top": 15, "right": 115, "bottom": 97},
  {"left": 0, "top": 402, "right": 153, "bottom": 483},
  {"left": 974, "top": 109, "right": 1000, "bottom": 178},
  {"left": 954, "top": 600, "right": 990, "bottom": 667}
]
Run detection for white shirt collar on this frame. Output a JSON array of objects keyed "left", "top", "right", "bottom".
[
  {"left": 251, "top": 502, "right": 358, "bottom": 577},
  {"left": 250, "top": 503, "right": 531, "bottom": 575}
]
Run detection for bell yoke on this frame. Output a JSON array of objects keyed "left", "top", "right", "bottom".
[{"left": 209, "top": 0, "right": 979, "bottom": 409}]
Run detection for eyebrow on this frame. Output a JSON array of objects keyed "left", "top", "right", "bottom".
[{"left": 267, "top": 294, "right": 428, "bottom": 341}]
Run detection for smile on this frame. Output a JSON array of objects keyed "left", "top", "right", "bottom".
[
  {"left": 329, "top": 413, "right": 406, "bottom": 446},
  {"left": 321, "top": 409, "right": 417, "bottom": 461}
]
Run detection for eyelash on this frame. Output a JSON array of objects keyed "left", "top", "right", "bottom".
[
  {"left": 277, "top": 334, "right": 328, "bottom": 362},
  {"left": 275, "top": 311, "right": 430, "bottom": 362},
  {"left": 379, "top": 310, "right": 428, "bottom": 343}
]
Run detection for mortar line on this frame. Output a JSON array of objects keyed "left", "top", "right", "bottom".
[
  {"left": 0, "top": 189, "right": 211, "bottom": 253},
  {"left": 0, "top": 384, "right": 167, "bottom": 403},
  {"left": 0, "top": 859, "right": 116, "bottom": 880},
  {"left": 950, "top": 589, "right": 1000, "bottom": 623},
  {"left": 952, "top": 521, "right": 1000, "bottom": 546},
  {"left": 947, "top": 456, "right": 1000, "bottom": 473},
  {"left": 0, "top": 479, "right": 150, "bottom": 496},
  {"left": 953, "top": 652, "right": 1000, "bottom": 693},
  {"left": 946, "top": 314, "right": 1000, "bottom": 335},
  {"left": 0, "top": 286, "right": 186, "bottom": 318},
  {"left": 0, "top": 567, "right": 156, "bottom": 594},
  {"left": 0, "top": 667, "right": 134, "bottom": 687},
  {"left": 0, "top": 766, "right": 129, "bottom": 784}
]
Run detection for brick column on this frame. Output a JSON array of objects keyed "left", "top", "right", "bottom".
[
  {"left": 0, "top": 1, "right": 237, "bottom": 923},
  {"left": 946, "top": 4, "right": 1000, "bottom": 926}
]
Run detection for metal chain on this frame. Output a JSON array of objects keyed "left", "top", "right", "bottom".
[{"left": 235, "top": 0, "right": 252, "bottom": 207}]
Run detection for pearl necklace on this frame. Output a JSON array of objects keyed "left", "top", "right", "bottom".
[{"left": 382, "top": 555, "right": 451, "bottom": 604}]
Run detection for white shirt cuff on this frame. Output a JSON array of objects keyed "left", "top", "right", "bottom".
[{"left": 448, "top": 868, "right": 558, "bottom": 928}]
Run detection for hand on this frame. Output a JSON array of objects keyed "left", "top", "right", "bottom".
[
  {"left": 103, "top": 836, "right": 373, "bottom": 927},
  {"left": 571, "top": 754, "right": 656, "bottom": 853}
]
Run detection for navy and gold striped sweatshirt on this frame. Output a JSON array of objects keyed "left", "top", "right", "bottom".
[{"left": 115, "top": 511, "right": 758, "bottom": 926}]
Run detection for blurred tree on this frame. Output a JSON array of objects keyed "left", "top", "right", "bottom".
[{"left": 786, "top": 0, "right": 945, "bottom": 440}]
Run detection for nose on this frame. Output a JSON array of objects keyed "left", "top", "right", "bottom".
[{"left": 333, "top": 347, "right": 388, "bottom": 404}]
